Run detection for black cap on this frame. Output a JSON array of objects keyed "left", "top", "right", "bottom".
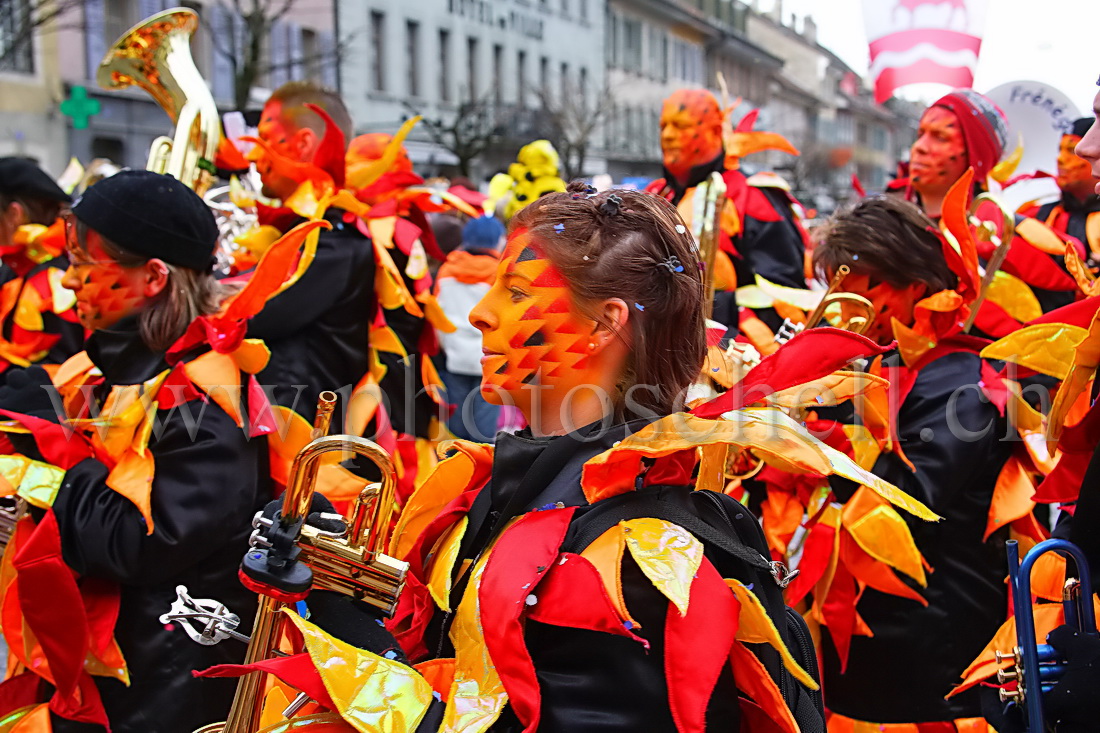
[
  {"left": 1071, "top": 117, "right": 1094, "bottom": 139},
  {"left": 0, "top": 157, "right": 70, "bottom": 203},
  {"left": 72, "top": 170, "right": 218, "bottom": 271}
]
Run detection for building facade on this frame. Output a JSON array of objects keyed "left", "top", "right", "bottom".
[
  {"left": 336, "top": 0, "right": 606, "bottom": 183},
  {"left": 3, "top": 0, "right": 335, "bottom": 177}
]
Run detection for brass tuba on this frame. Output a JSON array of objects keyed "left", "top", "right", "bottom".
[
  {"left": 97, "top": 8, "right": 221, "bottom": 195},
  {"left": 163, "top": 392, "right": 408, "bottom": 732}
]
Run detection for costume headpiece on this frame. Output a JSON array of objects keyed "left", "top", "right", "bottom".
[{"left": 931, "top": 89, "right": 1008, "bottom": 183}]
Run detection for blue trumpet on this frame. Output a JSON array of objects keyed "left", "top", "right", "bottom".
[{"left": 997, "top": 538, "right": 1097, "bottom": 732}]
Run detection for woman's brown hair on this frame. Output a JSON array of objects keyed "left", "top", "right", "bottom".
[{"left": 509, "top": 182, "right": 706, "bottom": 417}]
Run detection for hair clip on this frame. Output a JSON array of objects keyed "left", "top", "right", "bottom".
[
  {"left": 583, "top": 184, "right": 597, "bottom": 195},
  {"left": 656, "top": 255, "right": 684, "bottom": 275},
  {"left": 599, "top": 194, "right": 623, "bottom": 216}
]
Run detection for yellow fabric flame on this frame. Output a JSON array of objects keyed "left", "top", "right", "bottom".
[
  {"left": 725, "top": 578, "right": 818, "bottom": 690},
  {"left": 980, "top": 323, "right": 1087, "bottom": 380},
  {"left": 984, "top": 270, "right": 1043, "bottom": 323},
  {"left": 426, "top": 516, "right": 468, "bottom": 613},
  {"left": 0, "top": 455, "right": 64, "bottom": 509},
  {"left": 284, "top": 611, "right": 433, "bottom": 733},
  {"left": 843, "top": 494, "right": 926, "bottom": 586},
  {"left": 621, "top": 518, "right": 704, "bottom": 617}
]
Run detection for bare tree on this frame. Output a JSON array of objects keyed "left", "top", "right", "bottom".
[
  {"left": 405, "top": 92, "right": 502, "bottom": 178},
  {"left": 0, "top": 0, "right": 83, "bottom": 70},
  {"left": 534, "top": 79, "right": 615, "bottom": 181},
  {"left": 204, "top": 0, "right": 348, "bottom": 110}
]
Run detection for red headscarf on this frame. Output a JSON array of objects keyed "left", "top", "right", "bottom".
[{"left": 931, "top": 89, "right": 1008, "bottom": 183}]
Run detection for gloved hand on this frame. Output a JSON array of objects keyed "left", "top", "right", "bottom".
[
  {"left": 0, "top": 366, "right": 61, "bottom": 422},
  {"left": 1043, "top": 624, "right": 1100, "bottom": 732},
  {"left": 258, "top": 492, "right": 346, "bottom": 534}
]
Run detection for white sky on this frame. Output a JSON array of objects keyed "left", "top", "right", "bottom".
[{"left": 758, "top": 0, "right": 1100, "bottom": 115}]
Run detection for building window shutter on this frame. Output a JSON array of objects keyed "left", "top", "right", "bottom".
[
  {"left": 320, "top": 32, "right": 337, "bottom": 88},
  {"left": 85, "top": 0, "right": 107, "bottom": 81}
]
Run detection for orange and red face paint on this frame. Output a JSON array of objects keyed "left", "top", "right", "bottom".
[
  {"left": 1056, "top": 134, "right": 1097, "bottom": 198},
  {"left": 61, "top": 221, "right": 147, "bottom": 332},
  {"left": 472, "top": 229, "right": 600, "bottom": 410},
  {"left": 660, "top": 90, "right": 725, "bottom": 182},
  {"left": 909, "top": 107, "right": 968, "bottom": 197}
]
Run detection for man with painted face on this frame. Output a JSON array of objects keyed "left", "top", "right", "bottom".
[
  {"left": 0, "top": 158, "right": 83, "bottom": 374},
  {"left": 245, "top": 81, "right": 376, "bottom": 426},
  {"left": 646, "top": 89, "right": 810, "bottom": 336},
  {"left": 908, "top": 90, "right": 1082, "bottom": 322},
  {"left": 1020, "top": 117, "right": 1100, "bottom": 266}
]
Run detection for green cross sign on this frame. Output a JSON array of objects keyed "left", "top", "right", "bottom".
[{"left": 60, "top": 86, "right": 102, "bottom": 130}]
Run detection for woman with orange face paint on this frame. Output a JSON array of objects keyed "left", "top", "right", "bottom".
[
  {"left": 0, "top": 171, "right": 273, "bottom": 733},
  {"left": 204, "top": 184, "right": 944, "bottom": 733}
]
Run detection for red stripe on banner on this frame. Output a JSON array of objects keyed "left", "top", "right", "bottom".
[
  {"left": 869, "top": 29, "right": 982, "bottom": 60},
  {"left": 874, "top": 61, "right": 973, "bottom": 103}
]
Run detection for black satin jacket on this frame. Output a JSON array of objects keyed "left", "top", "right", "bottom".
[
  {"left": 822, "top": 350, "right": 1012, "bottom": 723},
  {"left": 413, "top": 420, "right": 740, "bottom": 732},
  {"left": 247, "top": 210, "right": 375, "bottom": 424},
  {"left": 48, "top": 321, "right": 269, "bottom": 733}
]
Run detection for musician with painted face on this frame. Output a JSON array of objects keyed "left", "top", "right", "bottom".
[
  {"left": 245, "top": 81, "right": 376, "bottom": 426},
  {"left": 0, "top": 171, "right": 269, "bottom": 732},
  {"left": 1021, "top": 117, "right": 1100, "bottom": 266},
  {"left": 647, "top": 89, "right": 810, "bottom": 337},
  {"left": 812, "top": 195, "right": 1012, "bottom": 728},
  {"left": 909, "top": 90, "right": 1082, "bottom": 322},
  {"left": 0, "top": 158, "right": 83, "bottom": 375}
]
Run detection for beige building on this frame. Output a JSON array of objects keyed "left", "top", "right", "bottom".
[{"left": 0, "top": 2, "right": 69, "bottom": 175}]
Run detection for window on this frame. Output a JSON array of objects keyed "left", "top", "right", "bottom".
[
  {"left": 606, "top": 11, "right": 617, "bottom": 67},
  {"left": 439, "top": 29, "right": 451, "bottom": 102},
  {"left": 492, "top": 43, "right": 503, "bottom": 106},
  {"left": 370, "top": 11, "right": 385, "bottom": 92},
  {"left": 405, "top": 20, "right": 420, "bottom": 97},
  {"left": 103, "top": 0, "right": 136, "bottom": 49},
  {"left": 580, "top": 0, "right": 588, "bottom": 21},
  {"left": 579, "top": 67, "right": 587, "bottom": 105},
  {"left": 539, "top": 55, "right": 549, "bottom": 101},
  {"left": 466, "top": 36, "right": 478, "bottom": 100},
  {"left": 622, "top": 18, "right": 642, "bottom": 71},
  {"left": 517, "top": 50, "right": 527, "bottom": 107},
  {"left": 561, "top": 0, "right": 569, "bottom": 16},
  {"left": 301, "top": 28, "right": 319, "bottom": 80},
  {"left": 560, "top": 61, "right": 568, "bottom": 103},
  {"left": 91, "top": 136, "right": 124, "bottom": 162},
  {"left": 0, "top": 0, "right": 34, "bottom": 73}
]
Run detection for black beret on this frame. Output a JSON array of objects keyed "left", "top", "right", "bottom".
[
  {"left": 0, "top": 157, "right": 70, "bottom": 203},
  {"left": 72, "top": 170, "right": 218, "bottom": 271},
  {"left": 1071, "top": 117, "right": 1095, "bottom": 139}
]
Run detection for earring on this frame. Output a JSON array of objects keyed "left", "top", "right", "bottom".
[{"left": 588, "top": 342, "right": 596, "bottom": 351}]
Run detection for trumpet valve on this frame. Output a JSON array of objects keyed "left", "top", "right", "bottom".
[
  {"left": 999, "top": 686, "right": 1022, "bottom": 704},
  {"left": 995, "top": 648, "right": 1020, "bottom": 665},
  {"left": 996, "top": 667, "right": 1019, "bottom": 684}
]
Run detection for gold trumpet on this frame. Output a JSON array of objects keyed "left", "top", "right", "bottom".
[
  {"left": 774, "top": 264, "right": 876, "bottom": 345},
  {"left": 962, "top": 192, "right": 1016, "bottom": 333},
  {"left": 97, "top": 8, "right": 221, "bottom": 195},
  {"left": 164, "top": 392, "right": 408, "bottom": 733}
]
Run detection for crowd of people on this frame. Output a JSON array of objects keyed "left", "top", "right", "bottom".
[{"left": 0, "top": 68, "right": 1098, "bottom": 733}]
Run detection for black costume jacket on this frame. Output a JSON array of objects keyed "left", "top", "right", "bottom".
[
  {"left": 823, "top": 350, "right": 1012, "bottom": 723},
  {"left": 247, "top": 209, "right": 375, "bottom": 424},
  {"left": 38, "top": 320, "right": 269, "bottom": 732}
]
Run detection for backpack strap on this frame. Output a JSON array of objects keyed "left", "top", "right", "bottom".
[{"left": 563, "top": 488, "right": 771, "bottom": 572}]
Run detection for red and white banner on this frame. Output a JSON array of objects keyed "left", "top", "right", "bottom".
[{"left": 864, "top": 0, "right": 990, "bottom": 103}]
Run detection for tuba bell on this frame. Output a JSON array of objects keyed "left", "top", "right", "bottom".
[
  {"left": 162, "top": 392, "right": 408, "bottom": 732},
  {"left": 97, "top": 8, "right": 221, "bottom": 195}
]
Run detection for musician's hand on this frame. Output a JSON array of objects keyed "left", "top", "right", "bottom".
[
  {"left": 1044, "top": 624, "right": 1100, "bottom": 731},
  {"left": 259, "top": 492, "right": 346, "bottom": 534}
]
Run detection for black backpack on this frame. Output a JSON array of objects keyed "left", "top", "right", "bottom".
[{"left": 562, "top": 484, "right": 826, "bottom": 733}]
